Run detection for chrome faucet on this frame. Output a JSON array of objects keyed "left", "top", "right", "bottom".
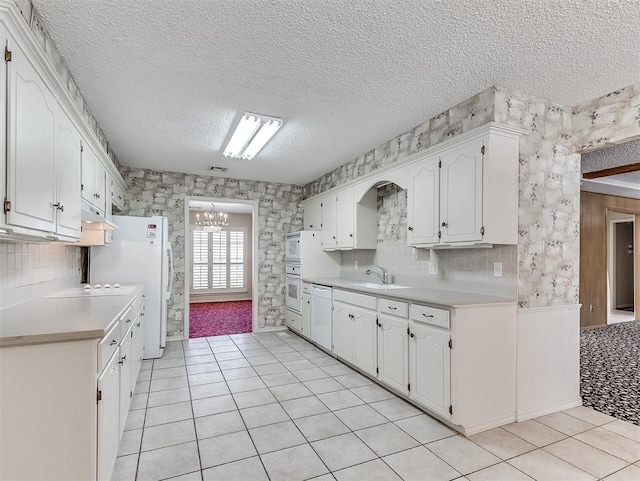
[{"left": 365, "top": 266, "right": 389, "bottom": 284}]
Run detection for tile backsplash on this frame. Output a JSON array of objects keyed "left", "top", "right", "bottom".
[
  {"left": 0, "top": 243, "right": 81, "bottom": 291},
  {"left": 341, "top": 241, "right": 517, "bottom": 285}
]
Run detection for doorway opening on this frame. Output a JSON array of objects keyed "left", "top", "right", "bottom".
[
  {"left": 184, "top": 197, "right": 258, "bottom": 338},
  {"left": 607, "top": 211, "right": 635, "bottom": 324}
]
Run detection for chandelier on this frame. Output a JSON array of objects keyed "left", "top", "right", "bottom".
[{"left": 195, "top": 204, "right": 228, "bottom": 231}]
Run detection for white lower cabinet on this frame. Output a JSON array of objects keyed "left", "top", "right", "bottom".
[
  {"left": 409, "top": 320, "right": 451, "bottom": 419},
  {"left": 377, "top": 314, "right": 409, "bottom": 394},
  {"left": 98, "top": 291, "right": 145, "bottom": 480},
  {"left": 118, "top": 327, "right": 133, "bottom": 433},
  {"left": 350, "top": 305, "right": 377, "bottom": 377},
  {"left": 331, "top": 288, "right": 517, "bottom": 435},
  {"left": 301, "top": 290, "right": 311, "bottom": 338},
  {"left": 332, "top": 290, "right": 378, "bottom": 376},
  {"left": 97, "top": 351, "right": 120, "bottom": 481},
  {"left": 331, "top": 301, "right": 353, "bottom": 360}
]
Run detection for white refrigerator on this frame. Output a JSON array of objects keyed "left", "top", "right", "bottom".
[{"left": 90, "top": 215, "right": 173, "bottom": 359}]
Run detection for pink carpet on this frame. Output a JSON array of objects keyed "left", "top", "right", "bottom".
[{"left": 189, "top": 301, "right": 252, "bottom": 338}]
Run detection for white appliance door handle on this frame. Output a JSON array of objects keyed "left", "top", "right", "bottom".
[{"left": 166, "top": 243, "right": 174, "bottom": 299}]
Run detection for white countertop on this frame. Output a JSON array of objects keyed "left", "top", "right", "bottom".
[
  {"left": 0, "top": 284, "right": 144, "bottom": 347},
  {"left": 302, "top": 277, "right": 516, "bottom": 308}
]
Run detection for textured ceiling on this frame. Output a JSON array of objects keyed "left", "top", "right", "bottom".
[{"left": 32, "top": 0, "right": 640, "bottom": 185}]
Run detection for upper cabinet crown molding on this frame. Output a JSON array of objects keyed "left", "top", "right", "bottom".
[{"left": 303, "top": 122, "right": 528, "bottom": 205}]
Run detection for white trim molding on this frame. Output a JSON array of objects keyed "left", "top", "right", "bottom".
[{"left": 516, "top": 304, "right": 582, "bottom": 421}]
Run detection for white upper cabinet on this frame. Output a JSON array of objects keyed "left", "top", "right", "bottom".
[
  {"left": 439, "top": 139, "right": 483, "bottom": 243},
  {"left": 407, "top": 157, "right": 440, "bottom": 245},
  {"left": 81, "top": 141, "right": 95, "bottom": 204},
  {"left": 319, "top": 187, "right": 377, "bottom": 251},
  {"left": 407, "top": 127, "right": 521, "bottom": 247},
  {"left": 0, "top": 6, "right": 126, "bottom": 243},
  {"left": 55, "top": 108, "right": 82, "bottom": 239},
  {"left": 82, "top": 142, "right": 107, "bottom": 213},
  {"left": 336, "top": 189, "right": 354, "bottom": 248},
  {"left": 5, "top": 32, "right": 57, "bottom": 234},
  {"left": 302, "top": 196, "right": 322, "bottom": 231},
  {"left": 321, "top": 195, "right": 337, "bottom": 249}
]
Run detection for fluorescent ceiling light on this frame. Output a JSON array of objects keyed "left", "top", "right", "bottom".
[{"left": 223, "top": 112, "right": 282, "bottom": 160}]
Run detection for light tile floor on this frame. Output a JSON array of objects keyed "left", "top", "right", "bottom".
[{"left": 113, "top": 331, "right": 640, "bottom": 481}]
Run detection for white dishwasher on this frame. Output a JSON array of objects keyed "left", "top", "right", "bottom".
[{"left": 310, "top": 284, "right": 333, "bottom": 350}]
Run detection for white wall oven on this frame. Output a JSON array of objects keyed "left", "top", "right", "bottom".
[
  {"left": 285, "top": 264, "right": 302, "bottom": 313},
  {"left": 285, "top": 232, "right": 302, "bottom": 263}
]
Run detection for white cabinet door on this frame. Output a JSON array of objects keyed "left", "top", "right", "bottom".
[
  {"left": 321, "top": 195, "right": 337, "bottom": 250},
  {"left": 94, "top": 157, "right": 107, "bottom": 213},
  {"left": 131, "top": 307, "right": 145, "bottom": 387},
  {"left": 301, "top": 292, "right": 311, "bottom": 338},
  {"left": 304, "top": 196, "right": 322, "bottom": 231},
  {"left": 409, "top": 321, "right": 451, "bottom": 419},
  {"left": 97, "top": 352, "right": 120, "bottom": 481},
  {"left": 55, "top": 108, "right": 81, "bottom": 238},
  {"left": 440, "top": 141, "right": 483, "bottom": 243},
  {"left": 336, "top": 189, "right": 354, "bottom": 249},
  {"left": 407, "top": 158, "right": 440, "bottom": 245},
  {"left": 377, "top": 314, "right": 409, "bottom": 395},
  {"left": 119, "top": 330, "right": 133, "bottom": 434},
  {"left": 81, "top": 141, "right": 95, "bottom": 204},
  {"left": 6, "top": 36, "right": 57, "bottom": 233},
  {"left": 332, "top": 302, "right": 353, "bottom": 361},
  {"left": 352, "top": 306, "right": 377, "bottom": 377}
]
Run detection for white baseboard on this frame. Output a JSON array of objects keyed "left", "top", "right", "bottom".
[
  {"left": 516, "top": 397, "right": 583, "bottom": 422},
  {"left": 460, "top": 413, "right": 517, "bottom": 436}
]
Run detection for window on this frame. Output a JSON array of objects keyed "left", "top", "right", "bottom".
[{"left": 192, "top": 228, "right": 246, "bottom": 291}]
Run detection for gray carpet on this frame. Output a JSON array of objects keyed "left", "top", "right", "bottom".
[{"left": 580, "top": 320, "right": 640, "bottom": 425}]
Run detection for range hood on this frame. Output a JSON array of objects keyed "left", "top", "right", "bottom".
[{"left": 81, "top": 201, "right": 118, "bottom": 231}]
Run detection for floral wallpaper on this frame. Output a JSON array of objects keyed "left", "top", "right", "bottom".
[
  {"left": 121, "top": 167, "right": 304, "bottom": 338},
  {"left": 573, "top": 83, "right": 640, "bottom": 154},
  {"left": 494, "top": 87, "right": 580, "bottom": 308}
]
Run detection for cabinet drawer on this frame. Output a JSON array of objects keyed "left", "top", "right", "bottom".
[
  {"left": 410, "top": 304, "right": 450, "bottom": 329},
  {"left": 119, "top": 305, "right": 134, "bottom": 340},
  {"left": 334, "top": 289, "right": 377, "bottom": 310},
  {"left": 303, "top": 283, "right": 311, "bottom": 294},
  {"left": 98, "top": 322, "right": 120, "bottom": 373},
  {"left": 285, "top": 309, "right": 302, "bottom": 331},
  {"left": 378, "top": 298, "right": 408, "bottom": 318}
]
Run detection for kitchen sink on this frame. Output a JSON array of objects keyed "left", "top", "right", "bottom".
[{"left": 350, "top": 282, "right": 411, "bottom": 290}]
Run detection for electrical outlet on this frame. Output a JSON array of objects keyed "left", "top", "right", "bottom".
[
  {"left": 354, "top": 260, "right": 358, "bottom": 270},
  {"left": 428, "top": 261, "right": 439, "bottom": 275},
  {"left": 493, "top": 262, "right": 503, "bottom": 277}
]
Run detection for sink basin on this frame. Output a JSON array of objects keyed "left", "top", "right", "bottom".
[{"left": 350, "top": 282, "right": 411, "bottom": 290}]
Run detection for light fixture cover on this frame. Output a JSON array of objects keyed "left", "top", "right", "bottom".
[{"left": 223, "top": 112, "right": 282, "bottom": 159}]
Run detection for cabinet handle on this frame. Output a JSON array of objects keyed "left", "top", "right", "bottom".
[
  {"left": 422, "top": 313, "right": 434, "bottom": 318},
  {"left": 136, "top": 322, "right": 141, "bottom": 327},
  {"left": 119, "top": 354, "right": 127, "bottom": 364},
  {"left": 441, "top": 222, "right": 447, "bottom": 227},
  {"left": 309, "top": 224, "right": 313, "bottom": 228},
  {"left": 53, "top": 202, "right": 64, "bottom": 212},
  {"left": 332, "top": 236, "right": 336, "bottom": 239},
  {"left": 109, "top": 339, "right": 117, "bottom": 346},
  {"left": 388, "top": 306, "right": 397, "bottom": 311},
  {"left": 349, "top": 233, "right": 353, "bottom": 238},
  {"left": 348, "top": 313, "right": 354, "bottom": 319},
  {"left": 408, "top": 226, "right": 413, "bottom": 231},
  {"left": 377, "top": 321, "right": 382, "bottom": 328},
  {"left": 410, "top": 332, "right": 415, "bottom": 338},
  {"left": 126, "top": 318, "right": 132, "bottom": 324}
]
